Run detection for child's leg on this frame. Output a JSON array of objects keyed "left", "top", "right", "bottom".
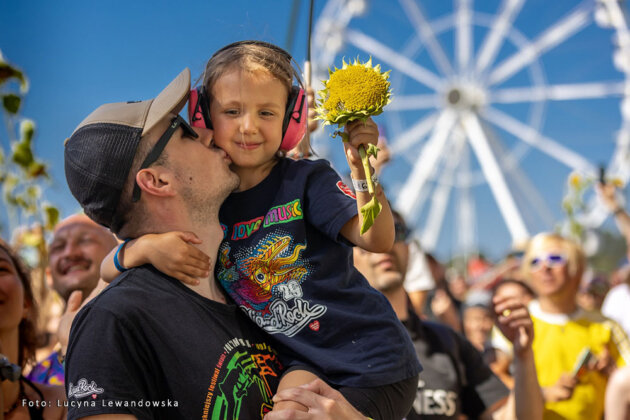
[{"left": 272, "top": 369, "right": 320, "bottom": 412}]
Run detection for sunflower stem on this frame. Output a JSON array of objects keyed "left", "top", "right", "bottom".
[{"left": 358, "top": 144, "right": 375, "bottom": 195}]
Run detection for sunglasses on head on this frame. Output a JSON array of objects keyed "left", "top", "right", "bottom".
[{"left": 530, "top": 253, "right": 568, "bottom": 271}]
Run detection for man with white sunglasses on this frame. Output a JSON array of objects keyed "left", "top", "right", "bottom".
[{"left": 522, "top": 232, "right": 630, "bottom": 420}]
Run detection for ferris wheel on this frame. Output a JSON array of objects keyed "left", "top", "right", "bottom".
[{"left": 311, "top": 0, "right": 630, "bottom": 256}]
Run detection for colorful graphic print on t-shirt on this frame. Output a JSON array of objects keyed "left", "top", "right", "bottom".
[{"left": 217, "top": 231, "right": 327, "bottom": 338}]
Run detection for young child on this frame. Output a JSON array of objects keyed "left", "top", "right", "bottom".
[{"left": 102, "top": 41, "right": 421, "bottom": 419}]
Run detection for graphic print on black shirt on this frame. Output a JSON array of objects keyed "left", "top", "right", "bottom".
[
  {"left": 217, "top": 229, "right": 327, "bottom": 338},
  {"left": 202, "top": 338, "right": 282, "bottom": 419}
]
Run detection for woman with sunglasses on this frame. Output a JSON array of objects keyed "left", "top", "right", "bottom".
[{"left": 522, "top": 232, "right": 630, "bottom": 420}]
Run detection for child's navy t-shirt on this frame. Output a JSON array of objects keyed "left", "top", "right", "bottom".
[{"left": 217, "top": 157, "right": 422, "bottom": 387}]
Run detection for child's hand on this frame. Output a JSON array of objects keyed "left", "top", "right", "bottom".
[
  {"left": 343, "top": 117, "right": 379, "bottom": 175},
  {"left": 139, "top": 231, "right": 210, "bottom": 285}
]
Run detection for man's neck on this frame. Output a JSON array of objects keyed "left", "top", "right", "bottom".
[
  {"left": 382, "top": 286, "right": 410, "bottom": 321},
  {"left": 538, "top": 295, "right": 578, "bottom": 315},
  {"left": 185, "top": 222, "right": 227, "bottom": 302}
]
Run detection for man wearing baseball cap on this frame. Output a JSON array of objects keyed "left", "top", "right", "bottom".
[{"left": 62, "top": 68, "right": 284, "bottom": 419}]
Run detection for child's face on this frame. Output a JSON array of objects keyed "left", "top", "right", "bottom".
[{"left": 209, "top": 68, "right": 288, "bottom": 172}]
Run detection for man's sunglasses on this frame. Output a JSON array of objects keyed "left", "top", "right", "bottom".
[
  {"left": 530, "top": 253, "right": 568, "bottom": 271},
  {"left": 132, "top": 115, "right": 198, "bottom": 202},
  {"left": 394, "top": 221, "right": 410, "bottom": 243}
]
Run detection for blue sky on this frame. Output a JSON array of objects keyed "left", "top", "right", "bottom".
[{"left": 1, "top": 0, "right": 628, "bottom": 260}]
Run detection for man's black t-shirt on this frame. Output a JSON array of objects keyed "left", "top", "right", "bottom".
[
  {"left": 403, "top": 311, "right": 509, "bottom": 419},
  {"left": 65, "top": 266, "right": 283, "bottom": 420}
]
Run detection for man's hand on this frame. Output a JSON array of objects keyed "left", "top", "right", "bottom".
[
  {"left": 263, "top": 379, "right": 368, "bottom": 420},
  {"left": 596, "top": 182, "right": 622, "bottom": 213},
  {"left": 57, "top": 279, "right": 107, "bottom": 356},
  {"left": 492, "top": 296, "right": 534, "bottom": 358},
  {"left": 542, "top": 374, "right": 577, "bottom": 403},
  {"left": 593, "top": 347, "right": 616, "bottom": 377},
  {"left": 57, "top": 289, "right": 84, "bottom": 355}
]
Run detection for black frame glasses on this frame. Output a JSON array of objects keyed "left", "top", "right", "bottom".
[{"left": 132, "top": 115, "right": 198, "bottom": 202}]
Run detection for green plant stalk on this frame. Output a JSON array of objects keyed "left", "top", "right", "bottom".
[
  {"left": 358, "top": 145, "right": 375, "bottom": 195},
  {"left": 357, "top": 143, "right": 382, "bottom": 234}
]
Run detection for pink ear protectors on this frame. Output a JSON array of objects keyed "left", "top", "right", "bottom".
[
  {"left": 280, "top": 86, "right": 307, "bottom": 151},
  {"left": 188, "top": 86, "right": 212, "bottom": 129},
  {"left": 188, "top": 85, "right": 307, "bottom": 152}
]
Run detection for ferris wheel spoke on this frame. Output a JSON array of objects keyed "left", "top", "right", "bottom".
[
  {"left": 399, "top": 0, "right": 454, "bottom": 77},
  {"left": 488, "top": 1, "right": 594, "bottom": 86},
  {"left": 462, "top": 112, "right": 529, "bottom": 243},
  {"left": 475, "top": 0, "right": 525, "bottom": 74},
  {"left": 387, "top": 94, "right": 442, "bottom": 111},
  {"left": 456, "top": 147, "right": 477, "bottom": 254},
  {"left": 455, "top": 0, "right": 473, "bottom": 73},
  {"left": 395, "top": 110, "right": 458, "bottom": 217},
  {"left": 421, "top": 129, "right": 467, "bottom": 250},
  {"left": 485, "top": 124, "right": 556, "bottom": 227},
  {"left": 490, "top": 81, "right": 626, "bottom": 103},
  {"left": 390, "top": 112, "right": 440, "bottom": 154},
  {"left": 345, "top": 28, "right": 445, "bottom": 90},
  {"left": 484, "top": 106, "right": 597, "bottom": 173}
]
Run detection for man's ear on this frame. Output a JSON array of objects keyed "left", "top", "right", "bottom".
[{"left": 135, "top": 167, "right": 176, "bottom": 198}]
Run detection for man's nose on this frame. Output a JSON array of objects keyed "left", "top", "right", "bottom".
[
  {"left": 61, "top": 241, "right": 83, "bottom": 259},
  {"left": 194, "top": 127, "right": 214, "bottom": 147}
]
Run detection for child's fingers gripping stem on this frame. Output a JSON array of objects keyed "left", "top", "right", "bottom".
[{"left": 343, "top": 118, "right": 380, "bottom": 172}]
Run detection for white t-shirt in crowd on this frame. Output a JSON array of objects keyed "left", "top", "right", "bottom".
[
  {"left": 404, "top": 240, "right": 436, "bottom": 293},
  {"left": 602, "top": 283, "right": 630, "bottom": 338}
]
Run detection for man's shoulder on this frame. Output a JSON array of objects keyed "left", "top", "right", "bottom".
[{"left": 78, "top": 266, "right": 173, "bottom": 318}]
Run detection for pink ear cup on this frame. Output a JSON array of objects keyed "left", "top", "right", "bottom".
[
  {"left": 188, "top": 89, "right": 207, "bottom": 129},
  {"left": 280, "top": 88, "right": 307, "bottom": 151}
]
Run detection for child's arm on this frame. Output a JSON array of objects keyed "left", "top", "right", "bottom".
[
  {"left": 100, "top": 232, "right": 211, "bottom": 285},
  {"left": 339, "top": 117, "right": 395, "bottom": 253}
]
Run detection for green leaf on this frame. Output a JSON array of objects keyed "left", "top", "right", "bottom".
[
  {"left": 365, "top": 143, "right": 380, "bottom": 159},
  {"left": 26, "top": 185, "right": 40, "bottom": 199},
  {"left": 359, "top": 196, "right": 382, "bottom": 235},
  {"left": 21, "top": 230, "right": 43, "bottom": 248},
  {"left": 2, "top": 94, "right": 21, "bottom": 114},
  {"left": 0, "top": 61, "right": 28, "bottom": 91},
  {"left": 44, "top": 204, "right": 60, "bottom": 231},
  {"left": 27, "top": 161, "right": 48, "bottom": 178},
  {"left": 3, "top": 174, "right": 19, "bottom": 194},
  {"left": 20, "top": 119, "right": 35, "bottom": 144},
  {"left": 11, "top": 139, "right": 34, "bottom": 168}
]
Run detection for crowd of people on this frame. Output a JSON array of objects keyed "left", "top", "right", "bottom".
[{"left": 0, "top": 39, "right": 629, "bottom": 420}]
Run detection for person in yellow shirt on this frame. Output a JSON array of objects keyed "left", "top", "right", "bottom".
[{"left": 522, "top": 232, "right": 630, "bottom": 420}]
